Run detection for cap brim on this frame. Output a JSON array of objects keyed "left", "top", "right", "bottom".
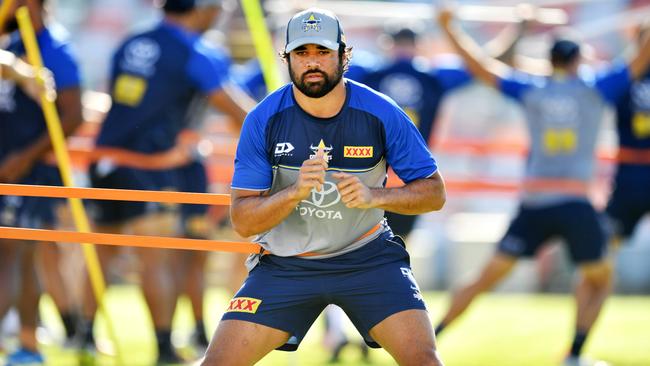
[{"left": 285, "top": 37, "right": 339, "bottom": 52}]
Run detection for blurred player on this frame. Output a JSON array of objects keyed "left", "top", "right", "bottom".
[
  {"left": 0, "top": 0, "right": 82, "bottom": 363},
  {"left": 362, "top": 26, "right": 470, "bottom": 238},
  {"left": 202, "top": 8, "right": 446, "bottom": 366},
  {"left": 78, "top": 0, "right": 253, "bottom": 364},
  {"left": 605, "top": 21, "right": 650, "bottom": 248},
  {"left": 435, "top": 7, "right": 650, "bottom": 366},
  {"left": 364, "top": 8, "right": 532, "bottom": 239}
]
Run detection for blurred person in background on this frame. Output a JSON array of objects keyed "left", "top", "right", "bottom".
[
  {"left": 78, "top": 0, "right": 254, "bottom": 364},
  {"left": 605, "top": 21, "right": 650, "bottom": 249},
  {"left": 363, "top": 6, "right": 533, "bottom": 241},
  {"left": 0, "top": 0, "right": 83, "bottom": 364},
  {"left": 435, "top": 7, "right": 650, "bottom": 366},
  {"left": 202, "top": 8, "right": 446, "bottom": 366}
]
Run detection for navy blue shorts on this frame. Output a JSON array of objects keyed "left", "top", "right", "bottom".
[
  {"left": 177, "top": 161, "right": 209, "bottom": 221},
  {"left": 605, "top": 169, "right": 650, "bottom": 238},
  {"left": 498, "top": 200, "right": 607, "bottom": 263},
  {"left": 0, "top": 164, "right": 61, "bottom": 228},
  {"left": 221, "top": 232, "right": 426, "bottom": 351},
  {"left": 88, "top": 164, "right": 180, "bottom": 225}
]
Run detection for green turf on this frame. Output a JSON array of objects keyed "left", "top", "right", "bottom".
[{"left": 3, "top": 287, "right": 650, "bottom": 365}]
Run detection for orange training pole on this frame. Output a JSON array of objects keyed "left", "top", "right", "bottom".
[{"left": 0, "top": 226, "right": 260, "bottom": 253}]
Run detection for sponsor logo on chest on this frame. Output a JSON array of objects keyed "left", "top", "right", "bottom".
[{"left": 344, "top": 146, "right": 373, "bottom": 158}]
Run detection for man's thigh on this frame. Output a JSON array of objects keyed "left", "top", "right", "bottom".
[
  {"left": 369, "top": 309, "right": 442, "bottom": 366},
  {"left": 333, "top": 245, "right": 427, "bottom": 348},
  {"left": 202, "top": 319, "right": 289, "bottom": 366},
  {"left": 221, "top": 264, "right": 327, "bottom": 351}
]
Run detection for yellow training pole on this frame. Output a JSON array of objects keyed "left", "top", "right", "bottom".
[
  {"left": 241, "top": 0, "right": 284, "bottom": 92},
  {"left": 16, "top": 7, "right": 124, "bottom": 365},
  {"left": 0, "top": 0, "right": 14, "bottom": 32}
]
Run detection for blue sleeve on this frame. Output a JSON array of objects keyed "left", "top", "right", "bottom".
[
  {"left": 231, "top": 112, "right": 273, "bottom": 190},
  {"left": 594, "top": 62, "right": 631, "bottom": 104},
  {"left": 383, "top": 105, "right": 438, "bottom": 183},
  {"left": 186, "top": 41, "right": 232, "bottom": 93},
  {"left": 43, "top": 44, "right": 80, "bottom": 90},
  {"left": 498, "top": 71, "right": 534, "bottom": 102},
  {"left": 346, "top": 64, "right": 371, "bottom": 82},
  {"left": 433, "top": 67, "right": 471, "bottom": 92}
]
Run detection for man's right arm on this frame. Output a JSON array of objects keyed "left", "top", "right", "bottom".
[
  {"left": 628, "top": 31, "right": 650, "bottom": 80},
  {"left": 230, "top": 147, "right": 328, "bottom": 237},
  {"left": 207, "top": 83, "right": 257, "bottom": 132},
  {"left": 437, "top": 7, "right": 512, "bottom": 88}
]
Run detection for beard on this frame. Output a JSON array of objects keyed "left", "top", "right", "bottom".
[{"left": 289, "top": 61, "right": 344, "bottom": 98}]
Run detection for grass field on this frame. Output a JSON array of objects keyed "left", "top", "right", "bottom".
[{"left": 3, "top": 286, "right": 649, "bottom": 365}]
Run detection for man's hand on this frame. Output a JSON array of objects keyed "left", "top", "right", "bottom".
[
  {"left": 333, "top": 171, "right": 373, "bottom": 209},
  {"left": 21, "top": 66, "right": 57, "bottom": 104},
  {"left": 290, "top": 145, "right": 328, "bottom": 201},
  {"left": 0, "top": 151, "right": 37, "bottom": 183},
  {"left": 7, "top": 57, "right": 57, "bottom": 104},
  {"left": 436, "top": 5, "right": 455, "bottom": 29}
]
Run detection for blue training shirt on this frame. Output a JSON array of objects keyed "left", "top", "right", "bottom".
[
  {"left": 612, "top": 68, "right": 650, "bottom": 186},
  {"left": 362, "top": 57, "right": 470, "bottom": 142},
  {"left": 232, "top": 79, "right": 437, "bottom": 258},
  {"left": 95, "top": 21, "right": 232, "bottom": 153},
  {"left": 0, "top": 26, "right": 80, "bottom": 158}
]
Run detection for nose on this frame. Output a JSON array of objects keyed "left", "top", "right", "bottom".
[{"left": 305, "top": 59, "right": 321, "bottom": 69}]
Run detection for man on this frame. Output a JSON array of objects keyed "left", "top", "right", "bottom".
[
  {"left": 605, "top": 21, "right": 650, "bottom": 248},
  {"left": 363, "top": 14, "right": 531, "bottom": 239},
  {"left": 201, "top": 8, "right": 446, "bottom": 366},
  {"left": 79, "top": 0, "right": 253, "bottom": 363},
  {"left": 0, "top": 0, "right": 82, "bottom": 364},
  {"left": 362, "top": 26, "right": 470, "bottom": 238},
  {"left": 435, "top": 8, "right": 650, "bottom": 366}
]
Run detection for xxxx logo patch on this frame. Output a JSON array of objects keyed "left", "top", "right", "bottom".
[
  {"left": 226, "top": 297, "right": 262, "bottom": 314},
  {"left": 343, "top": 146, "right": 373, "bottom": 158}
]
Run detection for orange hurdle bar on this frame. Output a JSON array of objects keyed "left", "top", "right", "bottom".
[
  {"left": 0, "top": 226, "right": 260, "bottom": 253},
  {"left": 0, "top": 183, "right": 231, "bottom": 205}
]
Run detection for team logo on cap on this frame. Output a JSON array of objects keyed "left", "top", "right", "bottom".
[{"left": 302, "top": 13, "right": 322, "bottom": 32}]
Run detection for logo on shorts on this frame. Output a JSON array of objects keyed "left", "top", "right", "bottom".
[
  {"left": 226, "top": 297, "right": 262, "bottom": 314},
  {"left": 401, "top": 267, "right": 423, "bottom": 302},
  {"left": 343, "top": 146, "right": 373, "bottom": 158}
]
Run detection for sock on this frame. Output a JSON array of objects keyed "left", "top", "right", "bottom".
[
  {"left": 570, "top": 330, "right": 588, "bottom": 357},
  {"left": 60, "top": 312, "right": 78, "bottom": 338},
  {"left": 194, "top": 319, "right": 209, "bottom": 345},
  {"left": 156, "top": 328, "right": 173, "bottom": 353},
  {"left": 434, "top": 322, "right": 446, "bottom": 336},
  {"left": 81, "top": 319, "right": 95, "bottom": 346}
]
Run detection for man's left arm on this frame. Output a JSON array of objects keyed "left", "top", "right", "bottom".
[
  {"left": 0, "top": 86, "right": 82, "bottom": 183},
  {"left": 333, "top": 171, "right": 445, "bottom": 214},
  {"left": 189, "top": 45, "right": 257, "bottom": 132},
  {"left": 0, "top": 41, "right": 82, "bottom": 183}
]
